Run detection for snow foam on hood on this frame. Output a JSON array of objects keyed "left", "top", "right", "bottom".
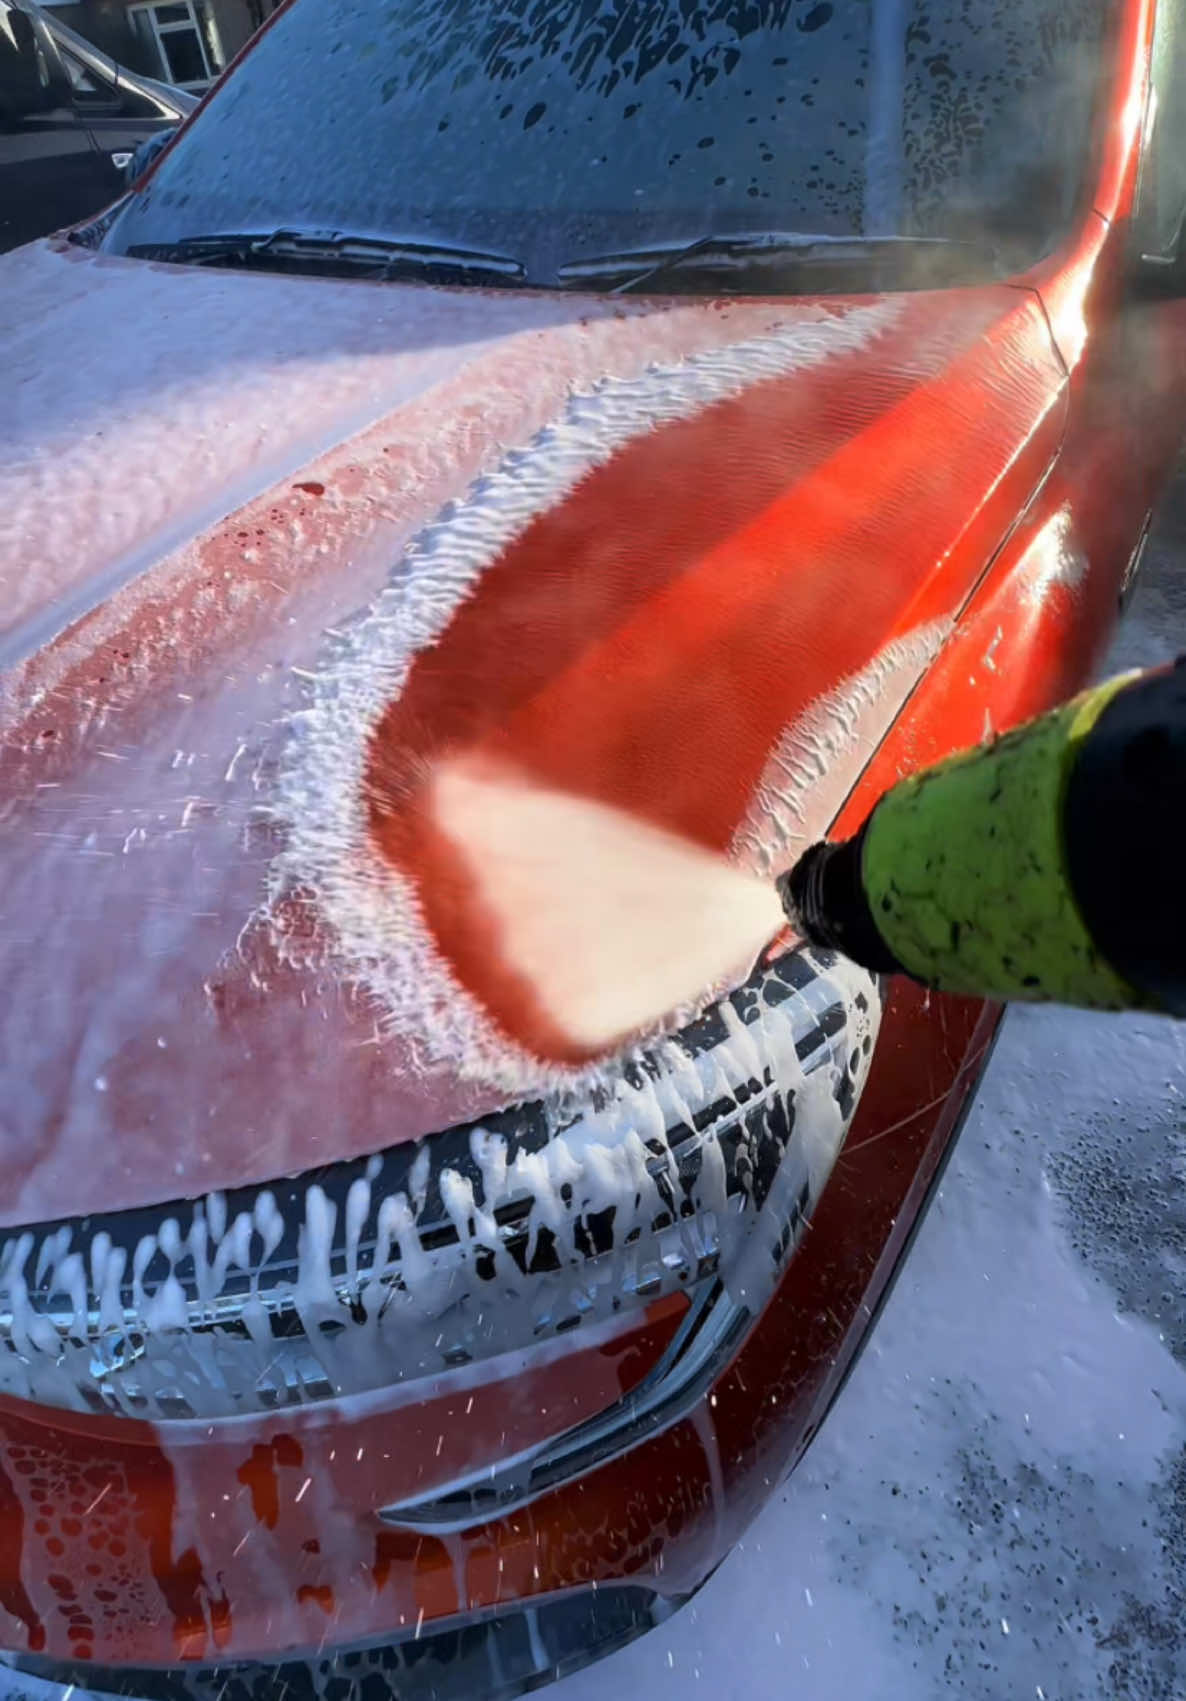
[
  {"left": 268, "top": 298, "right": 902, "bottom": 1098},
  {"left": 0, "top": 242, "right": 613, "bottom": 665}
]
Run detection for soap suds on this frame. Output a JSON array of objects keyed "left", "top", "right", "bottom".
[{"left": 0, "top": 951, "right": 879, "bottom": 1422}]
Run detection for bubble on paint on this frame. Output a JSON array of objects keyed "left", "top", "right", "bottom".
[{"left": 0, "top": 1441, "right": 169, "bottom": 1665}]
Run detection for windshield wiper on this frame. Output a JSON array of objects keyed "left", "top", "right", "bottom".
[
  {"left": 555, "top": 232, "right": 1003, "bottom": 295},
  {"left": 124, "top": 228, "right": 527, "bottom": 286}
]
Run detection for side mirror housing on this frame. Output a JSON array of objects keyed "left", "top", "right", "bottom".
[
  {"left": 1127, "top": 11, "right": 1186, "bottom": 301},
  {"left": 1128, "top": 212, "right": 1186, "bottom": 301},
  {"left": 123, "top": 126, "right": 176, "bottom": 186}
]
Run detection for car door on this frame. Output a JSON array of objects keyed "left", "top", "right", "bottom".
[
  {"left": 0, "top": 0, "right": 119, "bottom": 250},
  {"left": 54, "top": 30, "right": 182, "bottom": 192},
  {"left": 0, "top": 0, "right": 110, "bottom": 251}
]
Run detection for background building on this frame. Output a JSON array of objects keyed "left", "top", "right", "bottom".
[{"left": 39, "top": 0, "right": 278, "bottom": 90}]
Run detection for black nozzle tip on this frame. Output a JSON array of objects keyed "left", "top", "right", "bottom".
[{"left": 780, "top": 827, "right": 904, "bottom": 975}]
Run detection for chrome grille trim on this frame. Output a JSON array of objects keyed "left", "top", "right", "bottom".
[{"left": 378, "top": 1276, "right": 748, "bottom": 1533}]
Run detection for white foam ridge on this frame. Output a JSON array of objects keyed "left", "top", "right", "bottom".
[{"left": 733, "top": 617, "right": 953, "bottom": 876}]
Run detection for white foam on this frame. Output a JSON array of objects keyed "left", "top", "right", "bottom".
[
  {"left": 733, "top": 616, "right": 953, "bottom": 876},
  {"left": 0, "top": 953, "right": 880, "bottom": 1419}
]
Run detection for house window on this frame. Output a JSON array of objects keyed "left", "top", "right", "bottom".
[{"left": 128, "top": 0, "right": 219, "bottom": 89}]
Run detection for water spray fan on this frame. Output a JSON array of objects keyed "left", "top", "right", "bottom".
[{"left": 421, "top": 661, "right": 1186, "bottom": 1065}]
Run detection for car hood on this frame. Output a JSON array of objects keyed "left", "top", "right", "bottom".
[{"left": 0, "top": 239, "right": 1067, "bottom": 1226}]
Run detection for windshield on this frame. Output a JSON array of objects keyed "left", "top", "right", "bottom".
[{"left": 102, "top": 0, "right": 1110, "bottom": 290}]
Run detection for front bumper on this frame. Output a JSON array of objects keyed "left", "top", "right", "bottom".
[
  {"left": 0, "top": 974, "right": 998, "bottom": 1699},
  {"left": 0, "top": 948, "right": 972, "bottom": 1692},
  {"left": 8, "top": 1585, "right": 686, "bottom": 1701}
]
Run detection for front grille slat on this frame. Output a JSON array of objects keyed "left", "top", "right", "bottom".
[{"left": 0, "top": 948, "right": 880, "bottom": 1421}]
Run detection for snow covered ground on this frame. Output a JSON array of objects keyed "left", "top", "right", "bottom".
[
  {"left": 2, "top": 478, "right": 1182, "bottom": 1701},
  {"left": 554, "top": 474, "right": 1186, "bottom": 1701}
]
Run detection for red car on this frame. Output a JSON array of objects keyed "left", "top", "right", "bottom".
[{"left": 1, "top": 0, "right": 1184, "bottom": 1694}]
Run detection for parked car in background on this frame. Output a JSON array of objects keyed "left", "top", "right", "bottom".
[
  {"left": 0, "top": 0, "right": 194, "bottom": 251},
  {"left": 0, "top": 0, "right": 1185, "bottom": 1697}
]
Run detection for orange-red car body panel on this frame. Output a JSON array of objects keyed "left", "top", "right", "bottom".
[{"left": 1, "top": 0, "right": 1184, "bottom": 1678}]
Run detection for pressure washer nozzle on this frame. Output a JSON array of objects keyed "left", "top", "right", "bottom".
[
  {"left": 776, "top": 834, "right": 902, "bottom": 975},
  {"left": 776, "top": 658, "right": 1186, "bottom": 1019}
]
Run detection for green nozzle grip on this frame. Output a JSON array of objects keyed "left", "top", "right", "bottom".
[{"left": 859, "top": 674, "right": 1147, "bottom": 1010}]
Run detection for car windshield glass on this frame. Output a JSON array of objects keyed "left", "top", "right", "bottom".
[{"left": 102, "top": 0, "right": 1110, "bottom": 291}]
